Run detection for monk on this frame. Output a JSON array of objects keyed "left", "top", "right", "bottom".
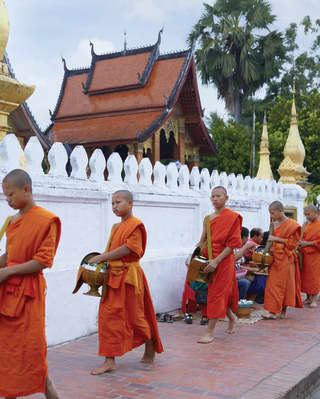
[
  {"left": 263, "top": 201, "right": 303, "bottom": 320},
  {"left": 299, "top": 205, "right": 320, "bottom": 308},
  {"left": 197, "top": 186, "right": 242, "bottom": 344},
  {"left": 0, "top": 169, "right": 61, "bottom": 399},
  {"left": 88, "top": 190, "right": 163, "bottom": 374}
]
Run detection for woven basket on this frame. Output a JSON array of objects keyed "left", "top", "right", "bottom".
[{"left": 236, "top": 307, "right": 251, "bottom": 319}]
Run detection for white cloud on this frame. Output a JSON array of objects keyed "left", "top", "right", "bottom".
[
  {"left": 128, "top": 0, "right": 164, "bottom": 22},
  {"left": 68, "top": 39, "right": 115, "bottom": 68}
]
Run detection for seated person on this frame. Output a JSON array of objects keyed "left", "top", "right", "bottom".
[
  {"left": 235, "top": 227, "right": 251, "bottom": 299},
  {"left": 236, "top": 227, "right": 263, "bottom": 262}
]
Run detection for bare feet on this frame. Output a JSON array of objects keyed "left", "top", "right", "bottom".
[
  {"left": 280, "top": 308, "right": 287, "bottom": 319},
  {"left": 91, "top": 357, "right": 116, "bottom": 375},
  {"left": 45, "top": 376, "right": 60, "bottom": 399},
  {"left": 310, "top": 302, "right": 318, "bottom": 308},
  {"left": 141, "top": 339, "right": 155, "bottom": 364},
  {"left": 197, "top": 334, "right": 214, "bottom": 344},
  {"left": 225, "top": 308, "right": 237, "bottom": 334},
  {"left": 262, "top": 311, "right": 277, "bottom": 320}
]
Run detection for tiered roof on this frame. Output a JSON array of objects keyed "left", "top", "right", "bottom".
[{"left": 48, "top": 31, "right": 215, "bottom": 155}]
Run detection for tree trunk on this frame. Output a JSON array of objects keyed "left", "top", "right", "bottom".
[{"left": 234, "top": 92, "right": 241, "bottom": 124}]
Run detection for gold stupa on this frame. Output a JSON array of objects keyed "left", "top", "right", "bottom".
[
  {"left": 0, "top": 0, "right": 35, "bottom": 140},
  {"left": 256, "top": 111, "right": 273, "bottom": 181},
  {"left": 278, "top": 84, "right": 310, "bottom": 184}
]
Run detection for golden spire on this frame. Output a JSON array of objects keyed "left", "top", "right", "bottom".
[
  {"left": 256, "top": 111, "right": 273, "bottom": 180},
  {"left": 278, "top": 82, "right": 310, "bottom": 184},
  {"left": 0, "top": 0, "right": 35, "bottom": 141}
]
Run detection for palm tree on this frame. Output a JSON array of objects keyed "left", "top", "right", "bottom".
[{"left": 189, "top": 0, "right": 287, "bottom": 123}]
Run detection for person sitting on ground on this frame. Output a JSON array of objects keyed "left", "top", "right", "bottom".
[{"left": 234, "top": 227, "right": 251, "bottom": 300}]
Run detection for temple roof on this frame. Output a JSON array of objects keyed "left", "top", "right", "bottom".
[
  {"left": 49, "top": 33, "right": 215, "bottom": 155},
  {"left": 3, "top": 53, "right": 51, "bottom": 149}
]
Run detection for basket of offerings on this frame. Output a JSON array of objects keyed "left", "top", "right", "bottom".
[
  {"left": 72, "top": 252, "right": 108, "bottom": 297},
  {"left": 251, "top": 223, "right": 274, "bottom": 272},
  {"left": 236, "top": 300, "right": 253, "bottom": 318}
]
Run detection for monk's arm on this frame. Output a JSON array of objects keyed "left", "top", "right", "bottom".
[
  {"left": 89, "top": 245, "right": 132, "bottom": 264},
  {"left": 0, "top": 260, "right": 45, "bottom": 283},
  {"left": 196, "top": 218, "right": 207, "bottom": 248},
  {"left": 204, "top": 247, "right": 233, "bottom": 273},
  {"left": 0, "top": 253, "right": 7, "bottom": 268},
  {"left": 234, "top": 242, "right": 254, "bottom": 261}
]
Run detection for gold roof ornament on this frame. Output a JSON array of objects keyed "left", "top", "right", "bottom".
[
  {"left": 0, "top": 0, "right": 35, "bottom": 141},
  {"left": 278, "top": 82, "right": 310, "bottom": 185},
  {"left": 256, "top": 111, "right": 273, "bottom": 181}
]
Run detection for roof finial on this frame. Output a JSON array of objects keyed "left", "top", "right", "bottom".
[
  {"left": 292, "top": 78, "right": 296, "bottom": 100},
  {"left": 61, "top": 56, "right": 68, "bottom": 72},
  {"left": 89, "top": 40, "right": 95, "bottom": 57},
  {"left": 263, "top": 110, "right": 267, "bottom": 125},
  {"left": 124, "top": 30, "right": 127, "bottom": 54},
  {"left": 157, "top": 27, "right": 164, "bottom": 45}
]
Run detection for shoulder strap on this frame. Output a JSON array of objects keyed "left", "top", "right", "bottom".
[
  {"left": 205, "top": 215, "right": 213, "bottom": 260},
  {"left": 104, "top": 224, "right": 117, "bottom": 252},
  {"left": 0, "top": 216, "right": 12, "bottom": 242}
]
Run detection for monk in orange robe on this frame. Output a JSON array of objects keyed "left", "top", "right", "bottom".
[
  {"left": 263, "top": 201, "right": 303, "bottom": 320},
  {"left": 197, "top": 186, "right": 242, "bottom": 344},
  {"left": 299, "top": 205, "right": 320, "bottom": 308},
  {"left": 88, "top": 190, "right": 163, "bottom": 375},
  {"left": 0, "top": 169, "right": 61, "bottom": 399}
]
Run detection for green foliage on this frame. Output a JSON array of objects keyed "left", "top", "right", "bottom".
[
  {"left": 189, "top": 0, "right": 288, "bottom": 123},
  {"left": 200, "top": 113, "right": 251, "bottom": 175},
  {"left": 306, "top": 185, "right": 320, "bottom": 206}
]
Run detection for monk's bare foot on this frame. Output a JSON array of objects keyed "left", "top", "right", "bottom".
[
  {"left": 262, "top": 311, "right": 277, "bottom": 320},
  {"left": 141, "top": 339, "right": 155, "bottom": 364},
  {"left": 304, "top": 299, "right": 311, "bottom": 305},
  {"left": 45, "top": 376, "right": 60, "bottom": 399},
  {"left": 280, "top": 308, "right": 287, "bottom": 319},
  {"left": 225, "top": 309, "right": 237, "bottom": 334},
  {"left": 310, "top": 302, "right": 318, "bottom": 308},
  {"left": 91, "top": 357, "right": 116, "bottom": 375},
  {"left": 197, "top": 334, "right": 214, "bottom": 344}
]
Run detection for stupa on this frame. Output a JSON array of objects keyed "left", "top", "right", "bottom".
[
  {"left": 0, "top": 0, "right": 35, "bottom": 141},
  {"left": 278, "top": 84, "right": 310, "bottom": 185},
  {"left": 256, "top": 111, "right": 273, "bottom": 181}
]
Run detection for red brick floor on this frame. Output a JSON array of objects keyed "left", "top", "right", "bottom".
[{"left": 29, "top": 306, "right": 320, "bottom": 399}]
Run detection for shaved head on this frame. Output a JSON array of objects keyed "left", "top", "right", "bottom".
[
  {"left": 212, "top": 186, "right": 228, "bottom": 196},
  {"left": 269, "top": 201, "right": 284, "bottom": 211},
  {"left": 304, "top": 205, "right": 319, "bottom": 213},
  {"left": 3, "top": 169, "right": 32, "bottom": 192},
  {"left": 113, "top": 190, "right": 133, "bottom": 201}
]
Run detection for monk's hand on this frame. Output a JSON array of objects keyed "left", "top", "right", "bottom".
[
  {"left": 88, "top": 254, "right": 105, "bottom": 265},
  {"left": 204, "top": 259, "right": 218, "bottom": 273},
  {"left": 0, "top": 267, "right": 12, "bottom": 283}
]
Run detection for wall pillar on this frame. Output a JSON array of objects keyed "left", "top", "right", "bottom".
[
  {"left": 178, "top": 118, "right": 185, "bottom": 164},
  {"left": 188, "top": 147, "right": 200, "bottom": 168},
  {"left": 153, "top": 131, "right": 160, "bottom": 164},
  {"left": 134, "top": 143, "right": 144, "bottom": 164}
]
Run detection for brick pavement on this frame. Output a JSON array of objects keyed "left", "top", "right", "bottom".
[{"left": 29, "top": 306, "right": 320, "bottom": 399}]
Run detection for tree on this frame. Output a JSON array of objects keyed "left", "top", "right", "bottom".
[
  {"left": 201, "top": 113, "right": 251, "bottom": 176},
  {"left": 188, "top": 0, "right": 288, "bottom": 123}
]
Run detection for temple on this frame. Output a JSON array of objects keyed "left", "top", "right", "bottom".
[{"left": 46, "top": 31, "right": 216, "bottom": 166}]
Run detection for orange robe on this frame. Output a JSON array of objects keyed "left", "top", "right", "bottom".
[
  {"left": 301, "top": 221, "right": 320, "bottom": 295},
  {"left": 98, "top": 216, "right": 163, "bottom": 357},
  {"left": 264, "top": 218, "right": 303, "bottom": 314},
  {"left": 203, "top": 208, "right": 242, "bottom": 319},
  {"left": 0, "top": 206, "right": 61, "bottom": 398}
]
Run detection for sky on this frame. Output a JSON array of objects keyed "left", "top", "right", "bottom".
[{"left": 3, "top": 0, "right": 319, "bottom": 130}]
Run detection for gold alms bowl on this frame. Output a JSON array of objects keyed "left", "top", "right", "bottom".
[{"left": 72, "top": 252, "right": 108, "bottom": 297}]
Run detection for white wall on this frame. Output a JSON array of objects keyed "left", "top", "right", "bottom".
[{"left": 0, "top": 135, "right": 307, "bottom": 345}]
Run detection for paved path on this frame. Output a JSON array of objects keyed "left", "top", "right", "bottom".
[{"left": 29, "top": 305, "right": 320, "bottom": 399}]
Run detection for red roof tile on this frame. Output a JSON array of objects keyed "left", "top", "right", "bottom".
[
  {"left": 89, "top": 52, "right": 151, "bottom": 92},
  {"left": 51, "top": 111, "right": 162, "bottom": 145}
]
